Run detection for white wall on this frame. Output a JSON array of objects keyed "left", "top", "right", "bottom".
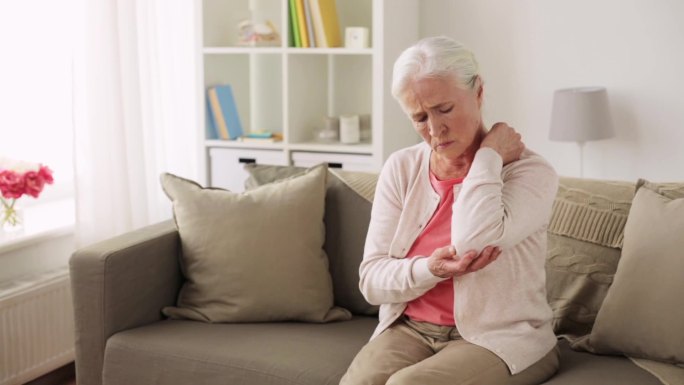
[{"left": 420, "top": 0, "right": 684, "bottom": 181}]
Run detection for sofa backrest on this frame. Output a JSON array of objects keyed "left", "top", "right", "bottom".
[{"left": 242, "top": 165, "right": 642, "bottom": 336}]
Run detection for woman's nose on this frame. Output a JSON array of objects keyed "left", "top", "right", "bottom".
[{"left": 427, "top": 117, "right": 445, "bottom": 137}]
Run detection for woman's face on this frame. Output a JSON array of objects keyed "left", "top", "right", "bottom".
[{"left": 401, "top": 75, "right": 483, "bottom": 161}]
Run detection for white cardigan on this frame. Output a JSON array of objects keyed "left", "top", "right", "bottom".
[{"left": 360, "top": 143, "right": 558, "bottom": 375}]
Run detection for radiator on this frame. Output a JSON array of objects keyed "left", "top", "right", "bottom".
[{"left": 0, "top": 268, "right": 75, "bottom": 385}]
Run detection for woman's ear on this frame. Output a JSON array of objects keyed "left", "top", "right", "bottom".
[{"left": 475, "top": 76, "right": 484, "bottom": 109}]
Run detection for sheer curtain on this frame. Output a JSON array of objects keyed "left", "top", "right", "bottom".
[{"left": 73, "top": 0, "right": 199, "bottom": 247}]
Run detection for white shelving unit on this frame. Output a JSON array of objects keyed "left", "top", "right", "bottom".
[{"left": 197, "top": 0, "right": 420, "bottom": 190}]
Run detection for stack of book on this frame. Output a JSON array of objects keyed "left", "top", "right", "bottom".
[
  {"left": 206, "top": 85, "right": 282, "bottom": 143},
  {"left": 289, "top": 0, "right": 342, "bottom": 48},
  {"left": 238, "top": 132, "right": 283, "bottom": 143}
]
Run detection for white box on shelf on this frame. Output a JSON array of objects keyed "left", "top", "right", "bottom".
[
  {"left": 345, "top": 27, "right": 370, "bottom": 49},
  {"left": 339, "top": 114, "right": 360, "bottom": 144}
]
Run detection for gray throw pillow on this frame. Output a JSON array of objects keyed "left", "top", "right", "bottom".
[
  {"left": 160, "top": 165, "right": 351, "bottom": 323},
  {"left": 244, "top": 164, "right": 379, "bottom": 316},
  {"left": 590, "top": 180, "right": 684, "bottom": 365}
]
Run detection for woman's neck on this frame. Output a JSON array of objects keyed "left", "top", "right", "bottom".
[{"left": 430, "top": 128, "right": 486, "bottom": 180}]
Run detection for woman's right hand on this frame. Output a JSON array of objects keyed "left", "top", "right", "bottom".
[
  {"left": 480, "top": 122, "right": 525, "bottom": 165},
  {"left": 427, "top": 245, "right": 501, "bottom": 278}
]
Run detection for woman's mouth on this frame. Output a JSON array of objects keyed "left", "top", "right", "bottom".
[{"left": 435, "top": 140, "right": 454, "bottom": 150}]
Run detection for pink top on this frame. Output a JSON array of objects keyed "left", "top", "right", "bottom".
[{"left": 403, "top": 171, "right": 464, "bottom": 326}]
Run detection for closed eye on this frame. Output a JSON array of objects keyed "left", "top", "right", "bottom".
[{"left": 439, "top": 106, "right": 453, "bottom": 114}]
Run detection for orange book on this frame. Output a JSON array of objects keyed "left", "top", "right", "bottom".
[{"left": 313, "top": 0, "right": 342, "bottom": 47}]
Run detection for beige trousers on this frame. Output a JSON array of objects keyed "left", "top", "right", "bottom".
[{"left": 340, "top": 317, "right": 560, "bottom": 385}]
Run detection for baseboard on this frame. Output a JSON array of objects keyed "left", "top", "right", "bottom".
[{"left": 24, "top": 362, "right": 75, "bottom": 385}]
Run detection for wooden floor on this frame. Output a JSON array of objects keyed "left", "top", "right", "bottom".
[{"left": 24, "top": 363, "right": 75, "bottom": 385}]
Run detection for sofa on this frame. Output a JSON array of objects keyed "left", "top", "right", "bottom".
[{"left": 70, "top": 164, "right": 684, "bottom": 385}]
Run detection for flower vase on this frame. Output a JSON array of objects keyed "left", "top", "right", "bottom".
[{"left": 1, "top": 198, "right": 23, "bottom": 233}]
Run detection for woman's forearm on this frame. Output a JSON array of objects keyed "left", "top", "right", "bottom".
[
  {"left": 359, "top": 248, "right": 444, "bottom": 305},
  {"left": 451, "top": 148, "right": 558, "bottom": 253}
]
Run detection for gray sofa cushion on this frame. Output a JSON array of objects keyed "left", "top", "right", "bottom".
[
  {"left": 546, "top": 341, "right": 662, "bottom": 385},
  {"left": 102, "top": 317, "right": 377, "bottom": 385},
  {"left": 101, "top": 319, "right": 660, "bottom": 385}
]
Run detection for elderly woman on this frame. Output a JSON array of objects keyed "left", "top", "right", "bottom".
[{"left": 340, "top": 36, "right": 560, "bottom": 385}]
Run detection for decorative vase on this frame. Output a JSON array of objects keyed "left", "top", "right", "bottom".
[{"left": 1, "top": 198, "right": 23, "bottom": 233}]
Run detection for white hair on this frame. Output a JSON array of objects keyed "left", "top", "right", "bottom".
[{"left": 391, "top": 36, "right": 480, "bottom": 102}]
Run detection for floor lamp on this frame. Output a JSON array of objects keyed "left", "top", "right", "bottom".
[{"left": 549, "top": 87, "right": 615, "bottom": 177}]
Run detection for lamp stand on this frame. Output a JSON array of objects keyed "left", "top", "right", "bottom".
[{"left": 577, "top": 141, "right": 585, "bottom": 178}]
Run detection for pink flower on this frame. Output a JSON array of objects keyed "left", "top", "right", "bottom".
[
  {"left": 0, "top": 160, "right": 54, "bottom": 201},
  {"left": 24, "top": 171, "right": 46, "bottom": 198},
  {"left": 39, "top": 165, "right": 54, "bottom": 184},
  {"left": 0, "top": 170, "right": 26, "bottom": 199}
]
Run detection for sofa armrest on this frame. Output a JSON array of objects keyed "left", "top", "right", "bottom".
[{"left": 69, "top": 220, "right": 182, "bottom": 385}]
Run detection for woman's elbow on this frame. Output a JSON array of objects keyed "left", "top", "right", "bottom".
[
  {"left": 452, "top": 225, "right": 511, "bottom": 254},
  {"left": 358, "top": 277, "right": 385, "bottom": 306},
  {"left": 361, "top": 292, "right": 385, "bottom": 306}
]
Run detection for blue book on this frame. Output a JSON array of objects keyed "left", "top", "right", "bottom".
[
  {"left": 208, "top": 85, "right": 243, "bottom": 140},
  {"left": 205, "top": 99, "right": 219, "bottom": 139}
]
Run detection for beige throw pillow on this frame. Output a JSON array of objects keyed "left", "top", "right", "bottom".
[
  {"left": 160, "top": 165, "right": 351, "bottom": 323},
  {"left": 545, "top": 177, "right": 635, "bottom": 348},
  {"left": 590, "top": 180, "right": 684, "bottom": 364}
]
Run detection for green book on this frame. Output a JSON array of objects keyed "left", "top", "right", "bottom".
[{"left": 289, "top": 0, "right": 301, "bottom": 47}]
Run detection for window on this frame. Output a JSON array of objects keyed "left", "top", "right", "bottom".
[
  {"left": 0, "top": 1, "right": 77, "bottom": 249},
  {"left": 0, "top": 1, "right": 77, "bottom": 205}
]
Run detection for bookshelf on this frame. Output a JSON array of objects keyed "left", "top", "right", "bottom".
[{"left": 197, "top": 0, "right": 420, "bottom": 190}]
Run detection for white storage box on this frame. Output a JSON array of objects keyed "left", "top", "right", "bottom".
[
  {"left": 209, "top": 148, "right": 288, "bottom": 192},
  {"left": 291, "top": 152, "right": 376, "bottom": 172}
]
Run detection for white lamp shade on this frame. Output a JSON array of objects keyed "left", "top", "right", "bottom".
[{"left": 549, "top": 87, "right": 614, "bottom": 142}]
